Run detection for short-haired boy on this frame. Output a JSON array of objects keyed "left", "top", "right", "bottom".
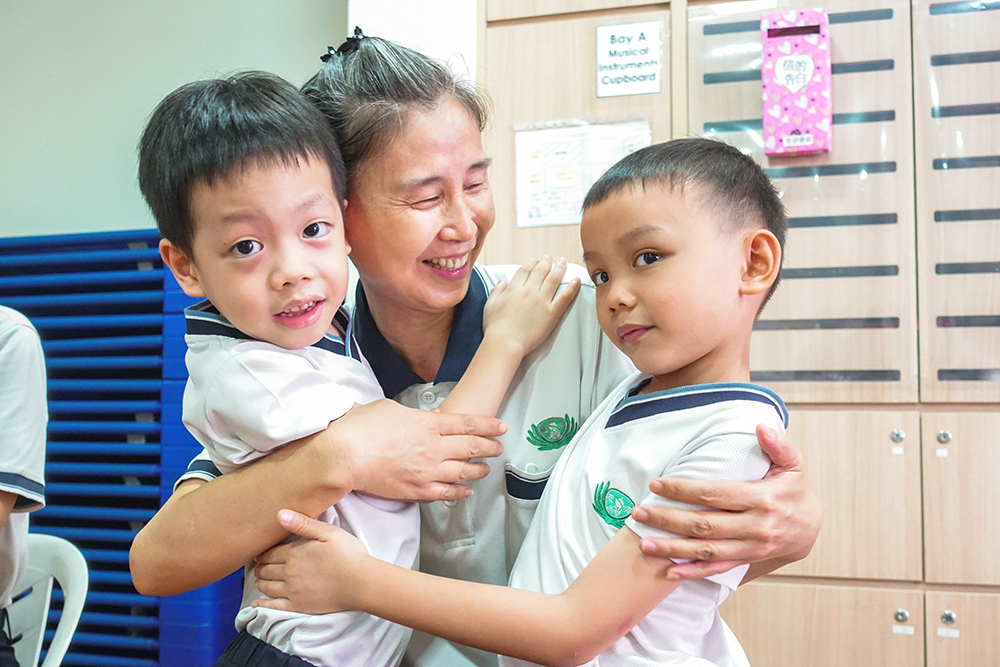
[
  {"left": 137, "top": 71, "right": 578, "bottom": 667},
  {"left": 252, "top": 137, "right": 789, "bottom": 667}
]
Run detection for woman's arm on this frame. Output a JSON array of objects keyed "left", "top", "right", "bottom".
[
  {"left": 254, "top": 510, "right": 679, "bottom": 667},
  {"left": 630, "top": 425, "right": 821, "bottom": 581},
  {"left": 129, "top": 399, "right": 505, "bottom": 596}
]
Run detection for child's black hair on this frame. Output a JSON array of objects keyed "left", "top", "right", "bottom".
[
  {"left": 583, "top": 137, "right": 787, "bottom": 304},
  {"left": 138, "top": 71, "right": 346, "bottom": 256}
]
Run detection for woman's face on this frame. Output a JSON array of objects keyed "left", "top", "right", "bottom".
[{"left": 344, "top": 96, "right": 495, "bottom": 320}]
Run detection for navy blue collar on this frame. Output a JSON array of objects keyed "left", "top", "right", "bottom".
[
  {"left": 352, "top": 267, "right": 487, "bottom": 399},
  {"left": 608, "top": 382, "right": 789, "bottom": 429},
  {"left": 184, "top": 300, "right": 358, "bottom": 357}
]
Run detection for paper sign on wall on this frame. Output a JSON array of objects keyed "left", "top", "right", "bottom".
[
  {"left": 596, "top": 21, "right": 662, "bottom": 98},
  {"left": 515, "top": 120, "right": 651, "bottom": 228}
]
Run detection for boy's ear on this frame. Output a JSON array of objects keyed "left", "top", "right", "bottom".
[
  {"left": 342, "top": 199, "right": 351, "bottom": 255},
  {"left": 739, "top": 229, "right": 781, "bottom": 296},
  {"left": 159, "top": 239, "right": 206, "bottom": 298}
]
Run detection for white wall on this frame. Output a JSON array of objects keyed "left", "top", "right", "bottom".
[{"left": 0, "top": 0, "right": 347, "bottom": 238}]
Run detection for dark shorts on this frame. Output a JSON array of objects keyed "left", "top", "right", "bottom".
[
  {"left": 0, "top": 609, "right": 19, "bottom": 667},
  {"left": 214, "top": 630, "right": 315, "bottom": 667}
]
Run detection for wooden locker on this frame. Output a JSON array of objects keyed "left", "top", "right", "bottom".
[
  {"left": 688, "top": 0, "right": 918, "bottom": 404},
  {"left": 913, "top": 0, "right": 1000, "bottom": 402},
  {"left": 925, "top": 591, "right": 1000, "bottom": 666},
  {"left": 482, "top": 8, "right": 671, "bottom": 264}
]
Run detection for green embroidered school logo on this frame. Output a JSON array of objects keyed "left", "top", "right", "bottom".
[
  {"left": 592, "top": 481, "right": 634, "bottom": 529},
  {"left": 526, "top": 414, "right": 579, "bottom": 451}
]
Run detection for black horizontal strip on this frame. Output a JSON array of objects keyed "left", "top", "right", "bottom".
[
  {"left": 766, "top": 162, "right": 896, "bottom": 179},
  {"left": 937, "top": 315, "right": 1000, "bottom": 327},
  {"left": 505, "top": 470, "right": 547, "bottom": 501},
  {"left": 788, "top": 213, "right": 898, "bottom": 228},
  {"left": 705, "top": 60, "right": 893, "bottom": 85},
  {"left": 832, "top": 59, "right": 895, "bottom": 74},
  {"left": 751, "top": 370, "right": 901, "bottom": 382},
  {"left": 704, "top": 111, "right": 894, "bottom": 133},
  {"left": 933, "top": 103, "right": 1000, "bottom": 118},
  {"left": 935, "top": 208, "right": 1000, "bottom": 222},
  {"left": 755, "top": 317, "right": 900, "bottom": 330},
  {"left": 930, "top": 1, "right": 1000, "bottom": 14},
  {"left": 935, "top": 261, "right": 1000, "bottom": 274},
  {"left": 931, "top": 50, "right": 1000, "bottom": 66},
  {"left": 782, "top": 265, "right": 899, "bottom": 279},
  {"left": 938, "top": 368, "right": 1000, "bottom": 381},
  {"left": 933, "top": 156, "right": 1000, "bottom": 170},
  {"left": 704, "top": 9, "right": 893, "bottom": 35}
]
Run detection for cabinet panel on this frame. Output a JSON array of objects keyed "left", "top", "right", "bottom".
[
  {"left": 488, "top": 1, "right": 663, "bottom": 22},
  {"left": 925, "top": 591, "right": 1000, "bottom": 666},
  {"left": 777, "top": 411, "right": 922, "bottom": 580},
  {"left": 482, "top": 9, "right": 670, "bottom": 265},
  {"left": 923, "top": 412, "right": 1000, "bottom": 586},
  {"left": 688, "top": 0, "right": 917, "bottom": 403},
  {"left": 913, "top": 0, "right": 1000, "bottom": 402},
  {"left": 720, "top": 582, "right": 924, "bottom": 667}
]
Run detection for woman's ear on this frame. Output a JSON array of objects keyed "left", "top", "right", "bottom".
[
  {"left": 159, "top": 239, "right": 206, "bottom": 298},
  {"left": 739, "top": 229, "right": 781, "bottom": 296}
]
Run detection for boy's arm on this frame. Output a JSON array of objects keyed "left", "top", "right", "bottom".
[
  {"left": 439, "top": 257, "right": 580, "bottom": 418},
  {"left": 129, "top": 400, "right": 505, "bottom": 596},
  {"left": 631, "top": 425, "right": 821, "bottom": 581},
  {"left": 255, "top": 511, "right": 679, "bottom": 667}
]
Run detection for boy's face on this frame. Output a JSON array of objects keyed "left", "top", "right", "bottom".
[
  {"left": 163, "top": 156, "right": 350, "bottom": 350},
  {"left": 581, "top": 183, "right": 754, "bottom": 394}
]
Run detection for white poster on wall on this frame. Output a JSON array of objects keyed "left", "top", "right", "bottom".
[
  {"left": 514, "top": 120, "right": 651, "bottom": 228},
  {"left": 596, "top": 21, "right": 663, "bottom": 98}
]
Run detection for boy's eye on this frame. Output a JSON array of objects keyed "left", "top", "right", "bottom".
[
  {"left": 303, "top": 221, "right": 331, "bottom": 239},
  {"left": 230, "top": 239, "right": 262, "bottom": 257},
  {"left": 591, "top": 270, "right": 609, "bottom": 286},
  {"left": 636, "top": 252, "right": 660, "bottom": 267}
]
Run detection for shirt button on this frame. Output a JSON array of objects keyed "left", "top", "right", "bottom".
[
  {"left": 443, "top": 500, "right": 458, "bottom": 507},
  {"left": 420, "top": 390, "right": 436, "bottom": 405}
]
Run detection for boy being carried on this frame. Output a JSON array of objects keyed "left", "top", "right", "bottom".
[
  {"left": 137, "top": 71, "right": 578, "bottom": 667},
  {"left": 253, "top": 137, "right": 789, "bottom": 667}
]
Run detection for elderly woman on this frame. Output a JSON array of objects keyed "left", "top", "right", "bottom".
[{"left": 130, "top": 33, "right": 820, "bottom": 667}]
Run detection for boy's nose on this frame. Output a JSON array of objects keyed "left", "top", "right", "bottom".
[{"left": 270, "top": 254, "right": 315, "bottom": 289}]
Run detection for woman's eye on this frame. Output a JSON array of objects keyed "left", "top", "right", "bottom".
[
  {"left": 636, "top": 252, "right": 660, "bottom": 267},
  {"left": 465, "top": 181, "right": 485, "bottom": 193},
  {"left": 591, "top": 270, "right": 609, "bottom": 286},
  {"left": 303, "top": 222, "right": 331, "bottom": 239},
  {"left": 230, "top": 239, "right": 261, "bottom": 257}
]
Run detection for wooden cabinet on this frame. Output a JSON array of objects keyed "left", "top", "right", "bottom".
[
  {"left": 925, "top": 592, "right": 1000, "bottom": 666},
  {"left": 721, "top": 582, "right": 925, "bottom": 667}
]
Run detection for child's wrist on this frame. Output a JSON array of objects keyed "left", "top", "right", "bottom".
[{"left": 481, "top": 329, "right": 528, "bottom": 360}]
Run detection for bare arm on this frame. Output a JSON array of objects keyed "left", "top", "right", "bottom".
[
  {"left": 631, "top": 425, "right": 821, "bottom": 581},
  {"left": 439, "top": 257, "right": 579, "bottom": 418},
  {"left": 254, "top": 510, "right": 679, "bottom": 667},
  {"left": 129, "top": 399, "right": 505, "bottom": 596},
  {"left": 0, "top": 491, "right": 15, "bottom": 532}
]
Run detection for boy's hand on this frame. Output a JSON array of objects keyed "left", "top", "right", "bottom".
[
  {"left": 253, "top": 510, "right": 369, "bottom": 614},
  {"left": 483, "top": 257, "right": 580, "bottom": 358},
  {"left": 631, "top": 425, "right": 821, "bottom": 580}
]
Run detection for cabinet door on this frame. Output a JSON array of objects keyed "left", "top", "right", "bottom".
[
  {"left": 926, "top": 591, "right": 1000, "bottom": 666},
  {"left": 720, "top": 582, "right": 924, "bottom": 667},
  {"left": 923, "top": 412, "right": 1000, "bottom": 585},
  {"left": 778, "top": 410, "right": 923, "bottom": 581},
  {"left": 482, "top": 9, "right": 671, "bottom": 265},
  {"left": 913, "top": 1, "right": 1000, "bottom": 403},
  {"left": 688, "top": 0, "right": 918, "bottom": 404}
]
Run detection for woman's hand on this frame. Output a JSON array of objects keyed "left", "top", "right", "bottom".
[
  {"left": 337, "top": 398, "right": 506, "bottom": 502},
  {"left": 482, "top": 256, "right": 580, "bottom": 358},
  {"left": 630, "top": 425, "right": 821, "bottom": 580},
  {"left": 253, "top": 510, "right": 370, "bottom": 614}
]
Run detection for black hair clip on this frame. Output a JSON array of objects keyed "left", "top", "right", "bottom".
[{"left": 321, "top": 26, "right": 365, "bottom": 61}]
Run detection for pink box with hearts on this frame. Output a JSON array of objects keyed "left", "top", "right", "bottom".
[{"left": 760, "top": 8, "right": 832, "bottom": 155}]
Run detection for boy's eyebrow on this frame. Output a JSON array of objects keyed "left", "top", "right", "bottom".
[
  {"left": 217, "top": 193, "right": 334, "bottom": 224},
  {"left": 616, "top": 224, "right": 661, "bottom": 247}
]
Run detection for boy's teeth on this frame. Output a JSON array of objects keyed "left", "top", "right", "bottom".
[{"left": 284, "top": 301, "right": 315, "bottom": 315}]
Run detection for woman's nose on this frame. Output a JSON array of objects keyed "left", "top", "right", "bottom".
[{"left": 440, "top": 197, "right": 478, "bottom": 242}]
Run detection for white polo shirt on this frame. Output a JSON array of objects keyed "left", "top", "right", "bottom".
[
  {"left": 503, "top": 374, "right": 787, "bottom": 667},
  {"left": 0, "top": 306, "right": 47, "bottom": 609},
  {"left": 179, "top": 265, "right": 634, "bottom": 667},
  {"left": 180, "top": 301, "right": 418, "bottom": 667}
]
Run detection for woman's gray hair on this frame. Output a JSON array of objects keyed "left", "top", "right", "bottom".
[{"left": 302, "top": 34, "right": 491, "bottom": 186}]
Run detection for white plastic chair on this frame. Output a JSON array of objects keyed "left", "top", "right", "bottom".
[{"left": 8, "top": 534, "right": 88, "bottom": 667}]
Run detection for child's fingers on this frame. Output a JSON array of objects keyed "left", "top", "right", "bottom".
[
  {"left": 549, "top": 276, "right": 581, "bottom": 315},
  {"left": 277, "top": 509, "right": 332, "bottom": 542},
  {"left": 539, "top": 257, "right": 569, "bottom": 299},
  {"left": 251, "top": 596, "right": 291, "bottom": 611},
  {"left": 509, "top": 258, "right": 539, "bottom": 287}
]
